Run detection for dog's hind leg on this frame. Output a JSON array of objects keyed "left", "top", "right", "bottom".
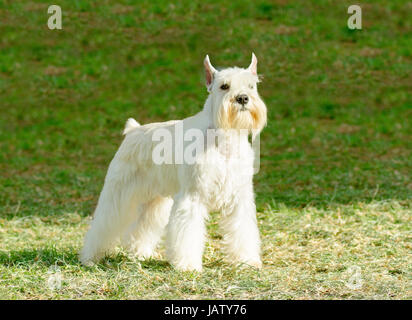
[
  {"left": 80, "top": 176, "right": 140, "bottom": 266},
  {"left": 122, "top": 196, "right": 173, "bottom": 260}
]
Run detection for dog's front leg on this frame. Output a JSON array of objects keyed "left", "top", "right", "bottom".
[
  {"left": 220, "top": 186, "right": 262, "bottom": 269},
  {"left": 166, "top": 192, "right": 207, "bottom": 272}
]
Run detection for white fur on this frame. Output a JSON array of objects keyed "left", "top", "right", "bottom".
[
  {"left": 80, "top": 54, "right": 267, "bottom": 271},
  {"left": 123, "top": 118, "right": 140, "bottom": 135}
]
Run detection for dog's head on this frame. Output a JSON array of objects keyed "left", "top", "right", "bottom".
[{"left": 204, "top": 53, "right": 267, "bottom": 136}]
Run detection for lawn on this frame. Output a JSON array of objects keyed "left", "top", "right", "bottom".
[{"left": 0, "top": 0, "right": 411, "bottom": 299}]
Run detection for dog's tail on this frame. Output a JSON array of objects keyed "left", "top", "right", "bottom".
[{"left": 123, "top": 118, "right": 140, "bottom": 135}]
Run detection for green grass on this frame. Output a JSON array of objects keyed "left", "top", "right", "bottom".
[{"left": 0, "top": 0, "right": 411, "bottom": 299}]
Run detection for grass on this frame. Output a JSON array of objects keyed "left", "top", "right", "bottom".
[
  {"left": 0, "top": 0, "right": 411, "bottom": 299},
  {"left": 0, "top": 201, "right": 411, "bottom": 299}
]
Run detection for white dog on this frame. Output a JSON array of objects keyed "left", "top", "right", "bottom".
[{"left": 80, "top": 54, "right": 267, "bottom": 271}]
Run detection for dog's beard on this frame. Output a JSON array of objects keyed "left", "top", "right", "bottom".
[{"left": 215, "top": 95, "right": 267, "bottom": 134}]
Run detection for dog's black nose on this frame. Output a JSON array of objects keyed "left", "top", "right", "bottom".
[{"left": 236, "top": 94, "right": 249, "bottom": 105}]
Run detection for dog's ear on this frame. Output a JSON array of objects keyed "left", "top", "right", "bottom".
[
  {"left": 248, "top": 52, "right": 258, "bottom": 75},
  {"left": 204, "top": 55, "right": 217, "bottom": 92}
]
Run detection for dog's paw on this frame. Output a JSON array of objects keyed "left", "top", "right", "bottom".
[
  {"left": 175, "top": 265, "right": 203, "bottom": 272},
  {"left": 235, "top": 259, "right": 262, "bottom": 270},
  {"left": 79, "top": 256, "right": 96, "bottom": 267},
  {"left": 129, "top": 246, "right": 159, "bottom": 261},
  {"left": 171, "top": 260, "right": 203, "bottom": 272},
  {"left": 246, "top": 260, "right": 262, "bottom": 269}
]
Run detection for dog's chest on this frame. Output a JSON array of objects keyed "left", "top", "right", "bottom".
[{"left": 197, "top": 142, "right": 254, "bottom": 212}]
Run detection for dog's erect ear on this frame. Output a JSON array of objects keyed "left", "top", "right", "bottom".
[
  {"left": 204, "top": 55, "right": 217, "bottom": 92},
  {"left": 248, "top": 52, "right": 258, "bottom": 75}
]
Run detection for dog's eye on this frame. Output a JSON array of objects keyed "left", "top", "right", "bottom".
[
  {"left": 249, "top": 84, "right": 254, "bottom": 89},
  {"left": 220, "top": 83, "right": 230, "bottom": 90}
]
